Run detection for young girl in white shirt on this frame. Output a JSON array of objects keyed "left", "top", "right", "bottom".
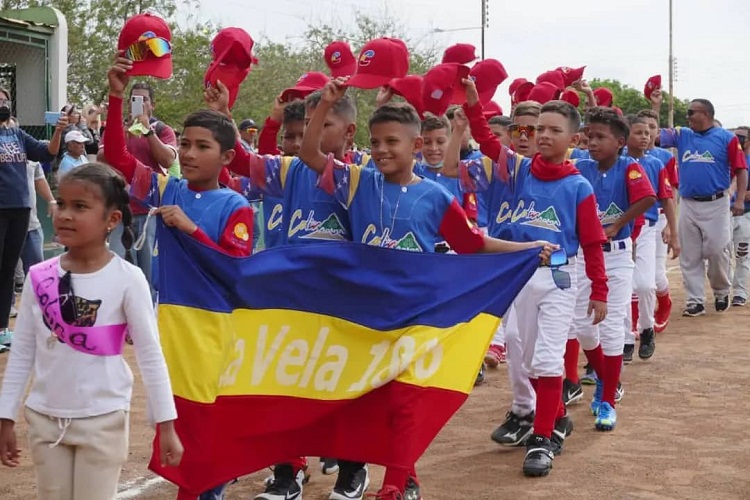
[{"left": 0, "top": 162, "right": 183, "bottom": 499}]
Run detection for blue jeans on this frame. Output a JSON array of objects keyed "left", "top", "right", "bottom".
[
  {"left": 20, "top": 228, "right": 44, "bottom": 274},
  {"left": 109, "top": 213, "right": 155, "bottom": 294}
]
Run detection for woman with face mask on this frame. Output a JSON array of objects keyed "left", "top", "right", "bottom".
[{"left": 0, "top": 87, "right": 67, "bottom": 350}]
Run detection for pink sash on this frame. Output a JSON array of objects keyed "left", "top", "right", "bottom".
[{"left": 29, "top": 257, "right": 128, "bottom": 356}]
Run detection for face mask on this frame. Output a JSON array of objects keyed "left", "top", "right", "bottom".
[
  {"left": 425, "top": 160, "right": 444, "bottom": 170},
  {"left": 0, "top": 106, "right": 11, "bottom": 122}
]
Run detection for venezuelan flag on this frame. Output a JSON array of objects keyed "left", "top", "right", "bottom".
[{"left": 148, "top": 223, "right": 539, "bottom": 495}]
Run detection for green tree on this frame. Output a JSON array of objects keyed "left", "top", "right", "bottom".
[{"left": 587, "top": 78, "right": 689, "bottom": 127}]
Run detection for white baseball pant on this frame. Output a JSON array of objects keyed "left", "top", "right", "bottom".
[
  {"left": 570, "top": 242, "right": 633, "bottom": 356},
  {"left": 491, "top": 322, "right": 506, "bottom": 346},
  {"left": 515, "top": 262, "right": 577, "bottom": 379},
  {"left": 679, "top": 196, "right": 732, "bottom": 305},
  {"left": 654, "top": 212, "right": 669, "bottom": 293},
  {"left": 634, "top": 223, "right": 657, "bottom": 330},
  {"left": 503, "top": 304, "right": 535, "bottom": 415},
  {"left": 732, "top": 212, "right": 750, "bottom": 299}
]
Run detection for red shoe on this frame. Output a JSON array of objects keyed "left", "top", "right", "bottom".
[
  {"left": 485, "top": 343, "right": 506, "bottom": 368},
  {"left": 654, "top": 292, "right": 672, "bottom": 333}
]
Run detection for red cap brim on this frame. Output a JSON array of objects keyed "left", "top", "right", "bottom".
[
  {"left": 205, "top": 62, "right": 250, "bottom": 109},
  {"left": 330, "top": 62, "right": 357, "bottom": 79},
  {"left": 127, "top": 56, "right": 173, "bottom": 80},
  {"left": 344, "top": 74, "right": 392, "bottom": 90},
  {"left": 280, "top": 85, "right": 320, "bottom": 102}
]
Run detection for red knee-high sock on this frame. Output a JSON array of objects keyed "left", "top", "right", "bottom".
[
  {"left": 530, "top": 377, "right": 539, "bottom": 393},
  {"left": 383, "top": 466, "right": 411, "bottom": 492},
  {"left": 533, "top": 376, "right": 563, "bottom": 439},
  {"left": 564, "top": 339, "right": 580, "bottom": 383},
  {"left": 583, "top": 344, "right": 604, "bottom": 379},
  {"left": 602, "top": 354, "right": 623, "bottom": 406},
  {"left": 631, "top": 295, "right": 639, "bottom": 333}
]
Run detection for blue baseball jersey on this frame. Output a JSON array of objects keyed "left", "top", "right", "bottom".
[
  {"left": 327, "top": 162, "right": 477, "bottom": 253},
  {"left": 568, "top": 148, "right": 591, "bottom": 161},
  {"left": 246, "top": 156, "right": 352, "bottom": 245},
  {"left": 413, "top": 162, "right": 463, "bottom": 202},
  {"left": 623, "top": 147, "right": 668, "bottom": 218},
  {"left": 661, "top": 127, "right": 747, "bottom": 198},
  {"left": 576, "top": 156, "right": 655, "bottom": 239},
  {"left": 460, "top": 149, "right": 525, "bottom": 238},
  {"left": 235, "top": 175, "right": 285, "bottom": 249}
]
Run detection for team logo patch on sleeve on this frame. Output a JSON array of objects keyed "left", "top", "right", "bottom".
[
  {"left": 628, "top": 169, "right": 643, "bottom": 180},
  {"left": 233, "top": 223, "right": 250, "bottom": 242}
]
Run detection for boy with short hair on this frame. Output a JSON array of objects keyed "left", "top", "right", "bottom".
[
  {"left": 449, "top": 81, "right": 608, "bottom": 477},
  {"left": 624, "top": 115, "right": 678, "bottom": 361},
  {"left": 488, "top": 115, "right": 512, "bottom": 146},
  {"left": 636, "top": 108, "right": 678, "bottom": 329},
  {"left": 565, "top": 108, "right": 656, "bottom": 432},
  {"left": 299, "top": 80, "right": 554, "bottom": 498},
  {"left": 206, "top": 82, "right": 367, "bottom": 500}
]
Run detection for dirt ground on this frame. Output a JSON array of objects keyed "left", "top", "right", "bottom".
[{"left": 2, "top": 266, "right": 750, "bottom": 500}]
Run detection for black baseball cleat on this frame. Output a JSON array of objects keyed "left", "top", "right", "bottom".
[
  {"left": 523, "top": 434, "right": 555, "bottom": 477},
  {"left": 623, "top": 344, "right": 635, "bottom": 364},
  {"left": 330, "top": 464, "right": 369, "bottom": 500},
  {"left": 639, "top": 328, "right": 656, "bottom": 359},
  {"left": 562, "top": 378, "right": 583, "bottom": 406},
  {"left": 550, "top": 415, "right": 574, "bottom": 456},
  {"left": 715, "top": 296, "right": 729, "bottom": 312},
  {"left": 491, "top": 410, "right": 535, "bottom": 446},
  {"left": 255, "top": 464, "right": 302, "bottom": 500},
  {"left": 682, "top": 303, "right": 705, "bottom": 317}
]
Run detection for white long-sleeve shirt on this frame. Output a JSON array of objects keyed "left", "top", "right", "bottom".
[{"left": 0, "top": 254, "right": 177, "bottom": 423}]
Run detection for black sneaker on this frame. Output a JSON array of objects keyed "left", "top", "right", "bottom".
[
  {"left": 682, "top": 303, "right": 705, "bottom": 317},
  {"left": 255, "top": 464, "right": 302, "bottom": 500},
  {"left": 638, "top": 328, "right": 655, "bottom": 360},
  {"left": 330, "top": 464, "right": 369, "bottom": 500},
  {"left": 321, "top": 457, "right": 339, "bottom": 475},
  {"left": 404, "top": 477, "right": 421, "bottom": 500},
  {"left": 550, "top": 415, "right": 574, "bottom": 455},
  {"left": 490, "top": 410, "right": 535, "bottom": 446},
  {"left": 474, "top": 363, "right": 486, "bottom": 386},
  {"left": 732, "top": 296, "right": 746, "bottom": 307},
  {"left": 13, "top": 282, "right": 23, "bottom": 294},
  {"left": 562, "top": 378, "right": 583, "bottom": 406},
  {"left": 580, "top": 363, "right": 597, "bottom": 385},
  {"left": 715, "top": 296, "right": 729, "bottom": 312},
  {"left": 522, "top": 434, "right": 554, "bottom": 477},
  {"left": 623, "top": 344, "right": 635, "bottom": 364}
]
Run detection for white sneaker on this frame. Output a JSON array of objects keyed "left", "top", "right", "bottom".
[{"left": 9, "top": 306, "right": 18, "bottom": 319}]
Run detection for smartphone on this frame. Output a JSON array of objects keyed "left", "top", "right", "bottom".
[
  {"left": 44, "top": 111, "right": 62, "bottom": 125},
  {"left": 550, "top": 248, "right": 568, "bottom": 267},
  {"left": 131, "top": 95, "right": 144, "bottom": 117}
]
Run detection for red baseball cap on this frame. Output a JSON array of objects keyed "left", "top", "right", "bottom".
[
  {"left": 470, "top": 58, "right": 508, "bottom": 104},
  {"left": 593, "top": 87, "right": 614, "bottom": 107},
  {"left": 560, "top": 89, "right": 581, "bottom": 108},
  {"left": 483, "top": 101, "right": 503, "bottom": 119},
  {"left": 346, "top": 38, "right": 409, "bottom": 90},
  {"left": 513, "top": 81, "right": 534, "bottom": 104},
  {"left": 527, "top": 82, "right": 561, "bottom": 105},
  {"left": 423, "top": 63, "right": 470, "bottom": 115},
  {"left": 324, "top": 41, "right": 357, "bottom": 78},
  {"left": 555, "top": 66, "right": 586, "bottom": 87},
  {"left": 280, "top": 72, "right": 330, "bottom": 102},
  {"left": 388, "top": 75, "right": 425, "bottom": 118},
  {"left": 118, "top": 12, "right": 172, "bottom": 79},
  {"left": 509, "top": 77, "right": 529, "bottom": 96},
  {"left": 204, "top": 27, "right": 258, "bottom": 109},
  {"left": 644, "top": 74, "right": 662, "bottom": 100},
  {"left": 442, "top": 43, "right": 478, "bottom": 65},
  {"left": 536, "top": 70, "right": 566, "bottom": 90}
]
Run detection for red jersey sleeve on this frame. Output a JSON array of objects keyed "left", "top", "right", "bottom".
[
  {"left": 258, "top": 117, "right": 282, "bottom": 155},
  {"left": 226, "top": 139, "right": 267, "bottom": 188},
  {"left": 657, "top": 166, "right": 673, "bottom": 199},
  {"left": 728, "top": 135, "right": 748, "bottom": 177},
  {"left": 576, "top": 193, "right": 608, "bottom": 302},
  {"left": 664, "top": 156, "right": 678, "bottom": 189},
  {"left": 191, "top": 206, "right": 254, "bottom": 257},
  {"left": 625, "top": 163, "right": 656, "bottom": 203},
  {"left": 103, "top": 95, "right": 138, "bottom": 182},
  {"left": 462, "top": 101, "right": 502, "bottom": 162},
  {"left": 439, "top": 198, "right": 485, "bottom": 254}
]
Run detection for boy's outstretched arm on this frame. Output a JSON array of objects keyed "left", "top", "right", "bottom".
[
  {"left": 299, "top": 78, "right": 349, "bottom": 174},
  {"left": 460, "top": 78, "right": 503, "bottom": 162}
]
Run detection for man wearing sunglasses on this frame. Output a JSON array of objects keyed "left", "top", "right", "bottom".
[
  {"left": 238, "top": 118, "right": 258, "bottom": 152},
  {"left": 657, "top": 96, "right": 748, "bottom": 316},
  {"left": 730, "top": 126, "right": 750, "bottom": 306}
]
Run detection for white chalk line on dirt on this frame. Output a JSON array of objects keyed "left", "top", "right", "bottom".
[{"left": 117, "top": 476, "right": 165, "bottom": 499}]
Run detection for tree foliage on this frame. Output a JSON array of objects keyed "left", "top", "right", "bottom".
[{"left": 588, "top": 78, "right": 689, "bottom": 127}]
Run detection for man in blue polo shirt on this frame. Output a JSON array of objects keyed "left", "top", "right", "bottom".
[{"left": 660, "top": 99, "right": 748, "bottom": 316}]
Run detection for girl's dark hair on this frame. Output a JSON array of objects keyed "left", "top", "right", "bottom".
[{"left": 63, "top": 163, "right": 135, "bottom": 263}]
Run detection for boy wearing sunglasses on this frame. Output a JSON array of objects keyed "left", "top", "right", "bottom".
[
  {"left": 445, "top": 80, "right": 608, "bottom": 477},
  {"left": 566, "top": 109, "right": 656, "bottom": 433}
]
